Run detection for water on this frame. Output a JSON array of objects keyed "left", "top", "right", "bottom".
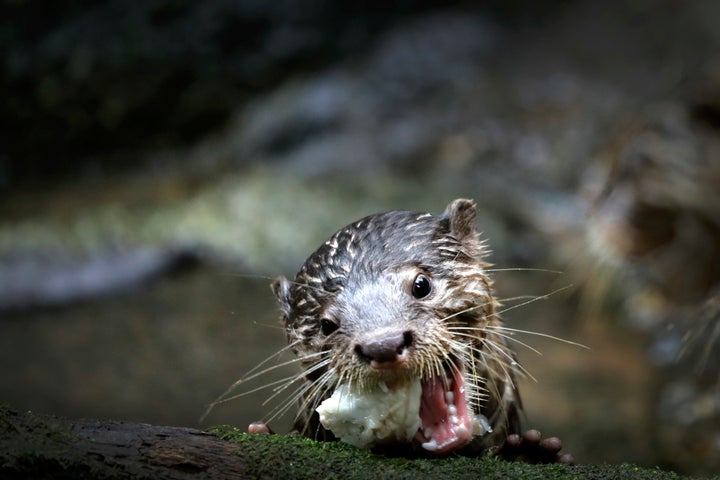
[{"left": 0, "top": 266, "right": 292, "bottom": 431}]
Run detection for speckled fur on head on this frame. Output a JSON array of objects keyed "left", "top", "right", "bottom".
[{"left": 272, "top": 199, "right": 523, "bottom": 452}]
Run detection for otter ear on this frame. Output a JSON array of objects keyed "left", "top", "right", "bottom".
[
  {"left": 443, "top": 198, "right": 477, "bottom": 240},
  {"left": 271, "top": 276, "right": 292, "bottom": 318}
]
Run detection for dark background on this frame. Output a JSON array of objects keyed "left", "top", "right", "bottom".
[{"left": 1, "top": 0, "right": 719, "bottom": 475}]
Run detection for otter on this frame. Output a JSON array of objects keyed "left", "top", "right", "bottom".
[{"left": 248, "top": 199, "right": 571, "bottom": 462}]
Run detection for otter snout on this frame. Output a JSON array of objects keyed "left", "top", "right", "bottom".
[{"left": 355, "top": 329, "right": 414, "bottom": 369}]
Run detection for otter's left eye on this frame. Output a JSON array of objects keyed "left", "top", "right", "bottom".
[
  {"left": 411, "top": 274, "right": 432, "bottom": 299},
  {"left": 320, "top": 318, "right": 339, "bottom": 336}
]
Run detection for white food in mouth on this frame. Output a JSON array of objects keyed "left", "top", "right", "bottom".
[{"left": 316, "top": 379, "right": 422, "bottom": 449}]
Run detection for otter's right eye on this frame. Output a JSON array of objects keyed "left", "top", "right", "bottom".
[
  {"left": 320, "top": 318, "right": 339, "bottom": 336},
  {"left": 411, "top": 273, "right": 432, "bottom": 299}
]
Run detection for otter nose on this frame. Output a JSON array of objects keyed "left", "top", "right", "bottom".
[{"left": 355, "top": 330, "right": 413, "bottom": 368}]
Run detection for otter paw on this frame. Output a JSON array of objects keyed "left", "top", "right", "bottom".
[
  {"left": 248, "top": 422, "right": 274, "bottom": 435},
  {"left": 497, "top": 429, "right": 574, "bottom": 464},
  {"left": 248, "top": 423, "right": 302, "bottom": 436}
]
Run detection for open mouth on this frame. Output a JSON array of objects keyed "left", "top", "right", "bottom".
[
  {"left": 315, "top": 356, "right": 485, "bottom": 453},
  {"left": 414, "top": 359, "right": 474, "bottom": 453}
]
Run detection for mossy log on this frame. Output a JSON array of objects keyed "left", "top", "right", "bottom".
[{"left": 0, "top": 404, "right": 701, "bottom": 480}]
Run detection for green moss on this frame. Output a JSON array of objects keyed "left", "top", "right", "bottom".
[
  {"left": 1, "top": 409, "right": 714, "bottom": 480},
  {"left": 211, "top": 427, "right": 716, "bottom": 480}
]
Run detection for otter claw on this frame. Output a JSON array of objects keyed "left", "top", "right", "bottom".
[{"left": 498, "top": 429, "right": 574, "bottom": 465}]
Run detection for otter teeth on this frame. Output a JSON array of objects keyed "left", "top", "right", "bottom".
[
  {"left": 420, "top": 391, "right": 469, "bottom": 452},
  {"left": 417, "top": 364, "right": 477, "bottom": 454}
]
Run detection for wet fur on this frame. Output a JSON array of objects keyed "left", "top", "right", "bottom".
[{"left": 271, "top": 199, "right": 523, "bottom": 451}]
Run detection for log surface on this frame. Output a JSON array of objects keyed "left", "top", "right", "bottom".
[{"left": 0, "top": 404, "right": 699, "bottom": 480}]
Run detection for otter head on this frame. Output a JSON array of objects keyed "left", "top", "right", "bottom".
[{"left": 271, "top": 198, "right": 519, "bottom": 453}]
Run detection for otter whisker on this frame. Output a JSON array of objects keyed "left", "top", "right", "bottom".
[
  {"left": 264, "top": 366, "right": 335, "bottom": 428},
  {"left": 200, "top": 368, "right": 304, "bottom": 424},
  {"left": 445, "top": 336, "right": 510, "bottom": 409},
  {"left": 471, "top": 369, "right": 504, "bottom": 410},
  {"left": 494, "top": 294, "right": 556, "bottom": 304},
  {"left": 262, "top": 356, "right": 332, "bottom": 407},
  {"left": 200, "top": 345, "right": 327, "bottom": 423},
  {"left": 463, "top": 348, "right": 487, "bottom": 412},
  {"left": 457, "top": 332, "right": 523, "bottom": 381},
  {"left": 213, "top": 349, "right": 320, "bottom": 405},
  {"left": 443, "top": 352, "right": 463, "bottom": 371},
  {"left": 485, "top": 325, "right": 589, "bottom": 350},
  {"left": 294, "top": 371, "right": 335, "bottom": 418},
  {"left": 441, "top": 348, "right": 465, "bottom": 390},
  {"left": 483, "top": 339, "right": 536, "bottom": 382},
  {"left": 306, "top": 386, "right": 339, "bottom": 437},
  {"left": 463, "top": 342, "right": 519, "bottom": 384},
  {"left": 240, "top": 338, "right": 305, "bottom": 379},
  {"left": 490, "top": 284, "right": 574, "bottom": 320},
  {"left": 449, "top": 328, "right": 544, "bottom": 356},
  {"left": 438, "top": 293, "right": 552, "bottom": 325},
  {"left": 421, "top": 346, "right": 445, "bottom": 381},
  {"left": 293, "top": 368, "right": 342, "bottom": 436},
  {"left": 219, "top": 373, "right": 306, "bottom": 405},
  {"left": 264, "top": 388, "right": 313, "bottom": 429},
  {"left": 485, "top": 267, "right": 564, "bottom": 275},
  {"left": 222, "top": 347, "right": 325, "bottom": 395}
]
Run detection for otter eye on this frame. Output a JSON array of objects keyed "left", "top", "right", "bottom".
[
  {"left": 411, "top": 274, "right": 432, "bottom": 299},
  {"left": 320, "top": 318, "right": 339, "bottom": 336}
]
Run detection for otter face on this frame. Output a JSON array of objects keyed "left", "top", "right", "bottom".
[{"left": 271, "top": 199, "right": 521, "bottom": 453}]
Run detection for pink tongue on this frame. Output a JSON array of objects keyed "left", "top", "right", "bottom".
[{"left": 416, "top": 368, "right": 473, "bottom": 453}]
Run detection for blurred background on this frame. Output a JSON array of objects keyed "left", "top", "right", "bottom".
[{"left": 1, "top": 0, "right": 719, "bottom": 475}]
